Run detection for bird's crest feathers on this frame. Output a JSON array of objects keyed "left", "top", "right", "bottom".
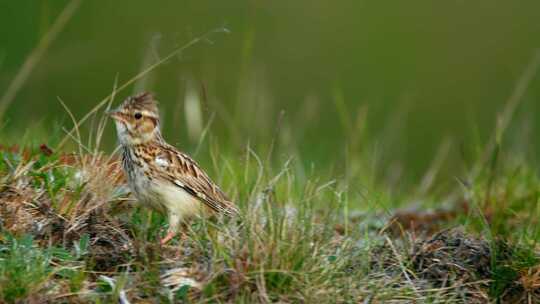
[{"left": 120, "top": 92, "right": 159, "bottom": 115}]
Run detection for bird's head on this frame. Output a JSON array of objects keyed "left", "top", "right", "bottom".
[{"left": 107, "top": 92, "right": 162, "bottom": 145}]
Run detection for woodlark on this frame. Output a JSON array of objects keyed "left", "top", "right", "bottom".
[{"left": 108, "top": 92, "right": 238, "bottom": 244}]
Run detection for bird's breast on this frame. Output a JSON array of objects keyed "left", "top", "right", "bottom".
[
  {"left": 154, "top": 182, "right": 202, "bottom": 219},
  {"left": 122, "top": 147, "right": 165, "bottom": 212}
]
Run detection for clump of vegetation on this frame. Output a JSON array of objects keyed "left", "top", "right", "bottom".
[
  {"left": 0, "top": 235, "right": 54, "bottom": 302},
  {"left": 0, "top": 135, "right": 539, "bottom": 303}
]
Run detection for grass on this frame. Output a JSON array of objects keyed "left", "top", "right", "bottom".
[
  {"left": 1, "top": 10, "right": 540, "bottom": 302},
  {"left": 0, "top": 111, "right": 539, "bottom": 303}
]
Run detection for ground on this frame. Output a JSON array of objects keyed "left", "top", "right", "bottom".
[{"left": 0, "top": 139, "right": 539, "bottom": 303}]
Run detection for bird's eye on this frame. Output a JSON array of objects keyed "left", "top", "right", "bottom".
[{"left": 134, "top": 112, "right": 143, "bottom": 120}]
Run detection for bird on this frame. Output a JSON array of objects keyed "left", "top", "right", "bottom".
[{"left": 107, "top": 92, "right": 238, "bottom": 244}]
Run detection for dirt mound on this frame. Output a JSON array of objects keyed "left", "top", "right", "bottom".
[
  {"left": 411, "top": 229, "right": 491, "bottom": 285},
  {"left": 0, "top": 148, "right": 132, "bottom": 271}
]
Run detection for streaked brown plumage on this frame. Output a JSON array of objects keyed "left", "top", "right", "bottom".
[{"left": 108, "top": 92, "right": 238, "bottom": 244}]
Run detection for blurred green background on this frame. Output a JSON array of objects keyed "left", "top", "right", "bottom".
[{"left": 1, "top": 0, "right": 540, "bottom": 183}]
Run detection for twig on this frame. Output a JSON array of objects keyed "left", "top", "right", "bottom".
[
  {"left": 56, "top": 26, "right": 229, "bottom": 150},
  {"left": 59, "top": 97, "right": 84, "bottom": 157},
  {"left": 385, "top": 236, "right": 422, "bottom": 298},
  {"left": 266, "top": 110, "right": 286, "bottom": 165},
  {"left": 0, "top": 0, "right": 82, "bottom": 120},
  {"left": 93, "top": 76, "right": 119, "bottom": 154},
  {"left": 472, "top": 50, "right": 540, "bottom": 179},
  {"left": 61, "top": 128, "right": 92, "bottom": 154}
]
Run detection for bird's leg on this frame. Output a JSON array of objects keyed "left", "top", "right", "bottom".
[
  {"left": 160, "top": 213, "right": 181, "bottom": 245},
  {"left": 160, "top": 230, "right": 176, "bottom": 245}
]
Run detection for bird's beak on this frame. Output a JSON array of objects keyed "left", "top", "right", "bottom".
[{"left": 106, "top": 109, "right": 122, "bottom": 120}]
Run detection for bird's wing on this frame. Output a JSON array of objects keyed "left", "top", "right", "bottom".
[{"left": 150, "top": 145, "right": 238, "bottom": 216}]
